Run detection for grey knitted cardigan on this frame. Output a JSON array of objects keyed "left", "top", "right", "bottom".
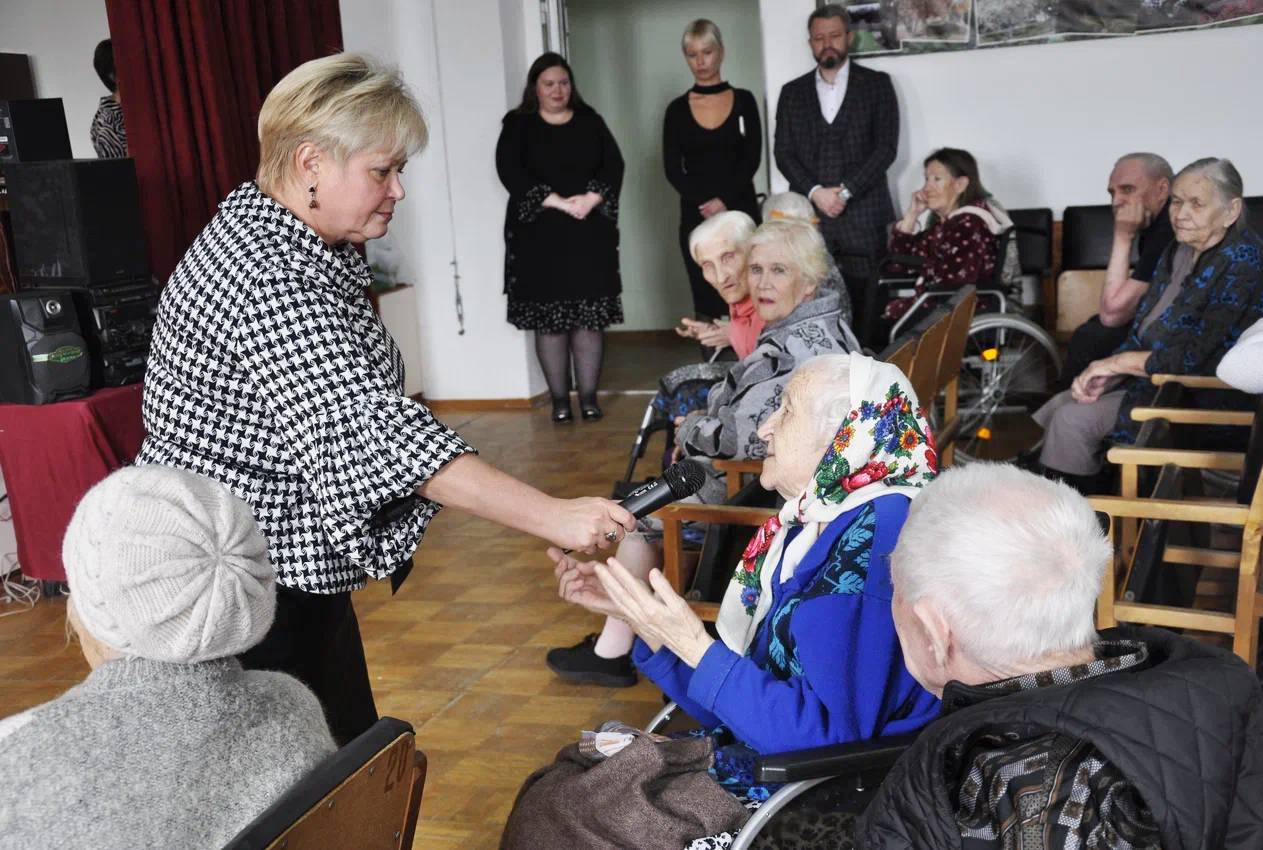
[
  {"left": 0, "top": 657, "right": 335, "bottom": 850},
  {"left": 677, "top": 289, "right": 855, "bottom": 463}
]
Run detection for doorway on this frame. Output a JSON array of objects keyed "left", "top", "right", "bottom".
[{"left": 564, "top": 0, "right": 769, "bottom": 332}]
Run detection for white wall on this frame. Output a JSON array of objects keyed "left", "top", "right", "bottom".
[
  {"left": 0, "top": 0, "right": 111, "bottom": 158},
  {"left": 568, "top": 0, "right": 768, "bottom": 330},
  {"left": 342, "top": 0, "right": 545, "bottom": 401},
  {"left": 759, "top": 1, "right": 1263, "bottom": 216}
]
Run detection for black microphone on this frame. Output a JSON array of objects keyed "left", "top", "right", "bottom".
[
  {"left": 619, "top": 459, "right": 708, "bottom": 519},
  {"left": 563, "top": 460, "right": 708, "bottom": 554}
]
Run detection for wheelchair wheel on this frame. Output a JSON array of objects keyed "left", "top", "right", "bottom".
[{"left": 952, "top": 313, "right": 1061, "bottom": 464}]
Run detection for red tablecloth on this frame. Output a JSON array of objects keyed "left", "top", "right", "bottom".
[{"left": 0, "top": 384, "right": 145, "bottom": 581}]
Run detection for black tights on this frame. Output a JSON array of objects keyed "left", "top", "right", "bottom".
[{"left": 535, "top": 329, "right": 605, "bottom": 403}]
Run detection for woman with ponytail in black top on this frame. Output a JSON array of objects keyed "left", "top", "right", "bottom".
[{"left": 663, "top": 19, "right": 763, "bottom": 321}]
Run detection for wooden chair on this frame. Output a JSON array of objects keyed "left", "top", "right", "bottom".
[
  {"left": 930, "top": 287, "right": 978, "bottom": 466},
  {"left": 905, "top": 306, "right": 952, "bottom": 407},
  {"left": 224, "top": 717, "right": 427, "bottom": 850},
  {"left": 711, "top": 330, "right": 927, "bottom": 501},
  {"left": 1090, "top": 381, "right": 1263, "bottom": 666},
  {"left": 1054, "top": 269, "right": 1107, "bottom": 343}
]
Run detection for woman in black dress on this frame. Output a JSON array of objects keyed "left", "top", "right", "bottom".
[
  {"left": 497, "top": 53, "right": 624, "bottom": 423},
  {"left": 663, "top": 19, "right": 763, "bottom": 320}
]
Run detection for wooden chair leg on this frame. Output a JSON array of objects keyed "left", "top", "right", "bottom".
[{"left": 1232, "top": 523, "right": 1262, "bottom": 667}]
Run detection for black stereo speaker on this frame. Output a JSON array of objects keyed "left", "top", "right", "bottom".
[
  {"left": 0, "top": 98, "right": 72, "bottom": 163},
  {"left": 0, "top": 291, "right": 90, "bottom": 404},
  {"left": 2, "top": 158, "right": 149, "bottom": 288}
]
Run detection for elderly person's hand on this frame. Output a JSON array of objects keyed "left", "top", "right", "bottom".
[
  {"left": 1070, "top": 351, "right": 1150, "bottom": 404},
  {"left": 699, "top": 197, "right": 728, "bottom": 219},
  {"left": 594, "top": 561, "right": 714, "bottom": 666},
  {"left": 549, "top": 547, "right": 624, "bottom": 618},
  {"left": 695, "top": 319, "right": 731, "bottom": 350},
  {"left": 1113, "top": 196, "right": 1148, "bottom": 238}
]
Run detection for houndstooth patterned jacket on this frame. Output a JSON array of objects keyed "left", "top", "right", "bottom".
[{"left": 137, "top": 182, "right": 475, "bottom": 594}]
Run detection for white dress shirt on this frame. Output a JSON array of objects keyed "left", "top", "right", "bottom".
[{"left": 815, "top": 60, "right": 850, "bottom": 124}]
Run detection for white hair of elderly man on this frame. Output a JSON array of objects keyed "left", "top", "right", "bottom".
[{"left": 892, "top": 463, "right": 1110, "bottom": 671}]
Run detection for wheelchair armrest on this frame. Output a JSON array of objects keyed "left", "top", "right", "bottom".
[{"left": 753, "top": 732, "right": 920, "bottom": 784}]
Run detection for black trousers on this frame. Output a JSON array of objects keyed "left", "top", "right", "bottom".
[
  {"left": 1061, "top": 315, "right": 1131, "bottom": 391},
  {"left": 239, "top": 585, "right": 378, "bottom": 746}
]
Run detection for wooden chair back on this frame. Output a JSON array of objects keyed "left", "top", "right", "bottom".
[
  {"left": 906, "top": 307, "right": 952, "bottom": 406},
  {"left": 224, "top": 718, "right": 426, "bottom": 850},
  {"left": 1055, "top": 270, "right": 1106, "bottom": 340},
  {"left": 875, "top": 333, "right": 917, "bottom": 375},
  {"left": 934, "top": 287, "right": 978, "bottom": 466},
  {"left": 1091, "top": 392, "right": 1263, "bottom": 666}
]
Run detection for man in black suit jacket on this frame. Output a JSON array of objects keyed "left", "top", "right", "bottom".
[{"left": 774, "top": 4, "right": 898, "bottom": 336}]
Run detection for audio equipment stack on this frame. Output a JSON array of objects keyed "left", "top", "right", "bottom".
[{"left": 2, "top": 148, "right": 157, "bottom": 397}]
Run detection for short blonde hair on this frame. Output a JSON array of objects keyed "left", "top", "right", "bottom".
[
  {"left": 682, "top": 19, "right": 724, "bottom": 52},
  {"left": 256, "top": 52, "right": 427, "bottom": 193},
  {"left": 747, "top": 219, "right": 830, "bottom": 289}
]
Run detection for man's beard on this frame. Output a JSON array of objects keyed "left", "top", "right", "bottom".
[{"left": 815, "top": 48, "right": 844, "bottom": 69}]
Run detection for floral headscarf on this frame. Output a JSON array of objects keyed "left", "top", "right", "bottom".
[{"left": 716, "top": 354, "right": 939, "bottom": 653}]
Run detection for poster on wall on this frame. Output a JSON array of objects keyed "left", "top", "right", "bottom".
[
  {"left": 897, "top": 0, "right": 973, "bottom": 43},
  {"left": 825, "top": 0, "right": 1262, "bottom": 52},
  {"left": 1138, "top": 0, "right": 1263, "bottom": 31},
  {"left": 844, "top": 2, "right": 903, "bottom": 54}
]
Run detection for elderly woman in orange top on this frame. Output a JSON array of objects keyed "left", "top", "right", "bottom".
[{"left": 674, "top": 211, "right": 764, "bottom": 358}]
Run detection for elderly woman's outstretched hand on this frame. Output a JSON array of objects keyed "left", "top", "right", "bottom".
[
  {"left": 549, "top": 547, "right": 623, "bottom": 619},
  {"left": 594, "top": 560, "right": 715, "bottom": 667}
]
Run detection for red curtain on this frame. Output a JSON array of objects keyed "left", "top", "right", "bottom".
[{"left": 104, "top": 0, "right": 343, "bottom": 282}]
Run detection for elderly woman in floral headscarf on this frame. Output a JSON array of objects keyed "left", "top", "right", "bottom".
[{"left": 550, "top": 353, "right": 941, "bottom": 845}]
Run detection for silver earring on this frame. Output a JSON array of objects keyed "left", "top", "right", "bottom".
[{"left": 308, "top": 185, "right": 318, "bottom": 209}]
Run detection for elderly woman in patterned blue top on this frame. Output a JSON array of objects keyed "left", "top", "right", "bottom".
[
  {"left": 551, "top": 354, "right": 940, "bottom": 847},
  {"left": 1035, "top": 157, "right": 1263, "bottom": 487},
  {"left": 137, "top": 53, "right": 634, "bottom": 744}
]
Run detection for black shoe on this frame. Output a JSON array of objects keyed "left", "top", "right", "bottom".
[
  {"left": 545, "top": 634, "right": 637, "bottom": 687},
  {"left": 551, "top": 397, "right": 574, "bottom": 423},
  {"left": 579, "top": 396, "right": 603, "bottom": 421}
]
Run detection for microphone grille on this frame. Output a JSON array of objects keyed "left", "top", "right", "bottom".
[{"left": 663, "top": 459, "right": 707, "bottom": 499}]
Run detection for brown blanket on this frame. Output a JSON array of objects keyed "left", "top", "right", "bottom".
[{"left": 500, "top": 734, "right": 751, "bottom": 849}]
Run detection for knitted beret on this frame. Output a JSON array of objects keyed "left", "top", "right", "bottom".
[{"left": 62, "top": 465, "right": 275, "bottom": 663}]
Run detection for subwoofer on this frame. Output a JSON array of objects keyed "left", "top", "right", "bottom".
[
  {"left": 0, "top": 290, "right": 90, "bottom": 404},
  {"left": 2, "top": 158, "right": 148, "bottom": 288}
]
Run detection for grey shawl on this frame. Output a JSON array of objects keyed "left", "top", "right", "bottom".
[
  {"left": 0, "top": 657, "right": 335, "bottom": 850},
  {"left": 677, "top": 289, "right": 856, "bottom": 463}
]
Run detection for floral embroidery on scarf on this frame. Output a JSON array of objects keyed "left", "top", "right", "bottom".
[
  {"left": 816, "top": 382, "right": 937, "bottom": 505},
  {"left": 736, "top": 516, "right": 782, "bottom": 614}
]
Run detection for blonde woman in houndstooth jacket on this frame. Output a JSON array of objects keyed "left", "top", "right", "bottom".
[{"left": 136, "top": 53, "right": 634, "bottom": 744}]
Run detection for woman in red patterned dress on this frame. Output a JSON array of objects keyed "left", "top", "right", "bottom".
[{"left": 883, "top": 147, "right": 1011, "bottom": 321}]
